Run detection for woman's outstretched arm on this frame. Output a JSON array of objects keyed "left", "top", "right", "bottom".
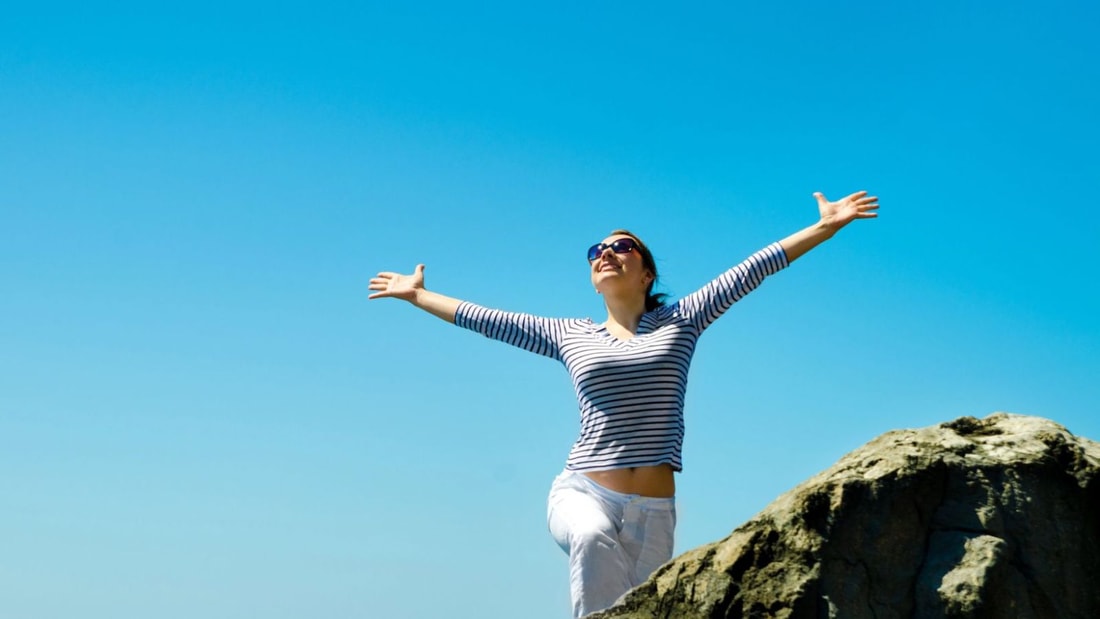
[
  {"left": 675, "top": 190, "right": 878, "bottom": 331},
  {"left": 368, "top": 264, "right": 461, "bottom": 323},
  {"left": 369, "top": 264, "right": 568, "bottom": 360},
  {"left": 780, "top": 190, "right": 879, "bottom": 263}
]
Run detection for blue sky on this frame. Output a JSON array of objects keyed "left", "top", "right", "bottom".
[{"left": 2, "top": 2, "right": 1098, "bottom": 618}]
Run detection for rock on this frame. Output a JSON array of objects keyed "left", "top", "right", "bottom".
[{"left": 591, "top": 413, "right": 1100, "bottom": 618}]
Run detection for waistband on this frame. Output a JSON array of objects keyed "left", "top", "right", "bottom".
[{"left": 553, "top": 469, "right": 676, "bottom": 509}]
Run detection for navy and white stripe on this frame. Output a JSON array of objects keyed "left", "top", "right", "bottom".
[{"left": 454, "top": 242, "right": 788, "bottom": 472}]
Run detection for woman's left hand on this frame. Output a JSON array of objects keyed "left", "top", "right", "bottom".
[{"left": 814, "top": 190, "right": 879, "bottom": 231}]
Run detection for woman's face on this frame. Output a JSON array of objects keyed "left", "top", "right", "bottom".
[{"left": 590, "top": 234, "right": 653, "bottom": 297}]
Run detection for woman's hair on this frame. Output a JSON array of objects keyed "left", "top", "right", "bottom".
[{"left": 610, "top": 229, "right": 668, "bottom": 311}]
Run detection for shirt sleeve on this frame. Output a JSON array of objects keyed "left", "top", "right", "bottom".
[
  {"left": 454, "top": 301, "right": 568, "bottom": 361},
  {"left": 674, "top": 242, "right": 790, "bottom": 332}
]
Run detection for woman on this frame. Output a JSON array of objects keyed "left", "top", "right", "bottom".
[{"left": 368, "top": 190, "right": 878, "bottom": 617}]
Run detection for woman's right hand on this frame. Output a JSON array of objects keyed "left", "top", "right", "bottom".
[{"left": 368, "top": 264, "right": 426, "bottom": 302}]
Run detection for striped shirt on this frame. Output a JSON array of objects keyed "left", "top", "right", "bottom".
[{"left": 454, "top": 242, "right": 789, "bottom": 472}]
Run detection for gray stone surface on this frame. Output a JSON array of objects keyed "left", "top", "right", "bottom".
[{"left": 592, "top": 413, "right": 1100, "bottom": 618}]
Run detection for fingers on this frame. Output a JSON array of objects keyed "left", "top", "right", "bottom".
[
  {"left": 816, "top": 190, "right": 880, "bottom": 204},
  {"left": 367, "top": 275, "right": 397, "bottom": 301},
  {"left": 849, "top": 191, "right": 882, "bottom": 207},
  {"left": 856, "top": 193, "right": 879, "bottom": 219},
  {"left": 815, "top": 189, "right": 880, "bottom": 225},
  {"left": 367, "top": 264, "right": 424, "bottom": 301},
  {"left": 838, "top": 190, "right": 879, "bottom": 208},
  {"left": 368, "top": 273, "right": 395, "bottom": 298}
]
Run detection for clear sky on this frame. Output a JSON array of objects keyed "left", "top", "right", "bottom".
[{"left": 2, "top": 2, "right": 1098, "bottom": 618}]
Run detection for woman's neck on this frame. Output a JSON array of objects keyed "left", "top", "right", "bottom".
[{"left": 602, "top": 294, "right": 646, "bottom": 338}]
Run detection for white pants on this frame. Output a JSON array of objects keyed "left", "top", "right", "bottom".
[{"left": 547, "top": 469, "right": 676, "bottom": 618}]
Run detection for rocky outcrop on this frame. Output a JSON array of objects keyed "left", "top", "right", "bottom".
[{"left": 593, "top": 413, "right": 1100, "bottom": 618}]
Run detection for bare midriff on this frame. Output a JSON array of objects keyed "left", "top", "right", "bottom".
[{"left": 582, "top": 463, "right": 675, "bottom": 498}]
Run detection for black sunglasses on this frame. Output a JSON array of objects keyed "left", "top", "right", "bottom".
[{"left": 587, "top": 238, "right": 639, "bottom": 262}]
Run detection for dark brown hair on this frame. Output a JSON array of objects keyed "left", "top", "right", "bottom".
[{"left": 610, "top": 229, "right": 668, "bottom": 311}]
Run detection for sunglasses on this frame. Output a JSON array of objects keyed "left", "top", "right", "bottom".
[{"left": 587, "top": 238, "right": 639, "bottom": 262}]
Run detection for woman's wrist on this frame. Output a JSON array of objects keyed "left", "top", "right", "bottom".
[{"left": 816, "top": 217, "right": 841, "bottom": 237}]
